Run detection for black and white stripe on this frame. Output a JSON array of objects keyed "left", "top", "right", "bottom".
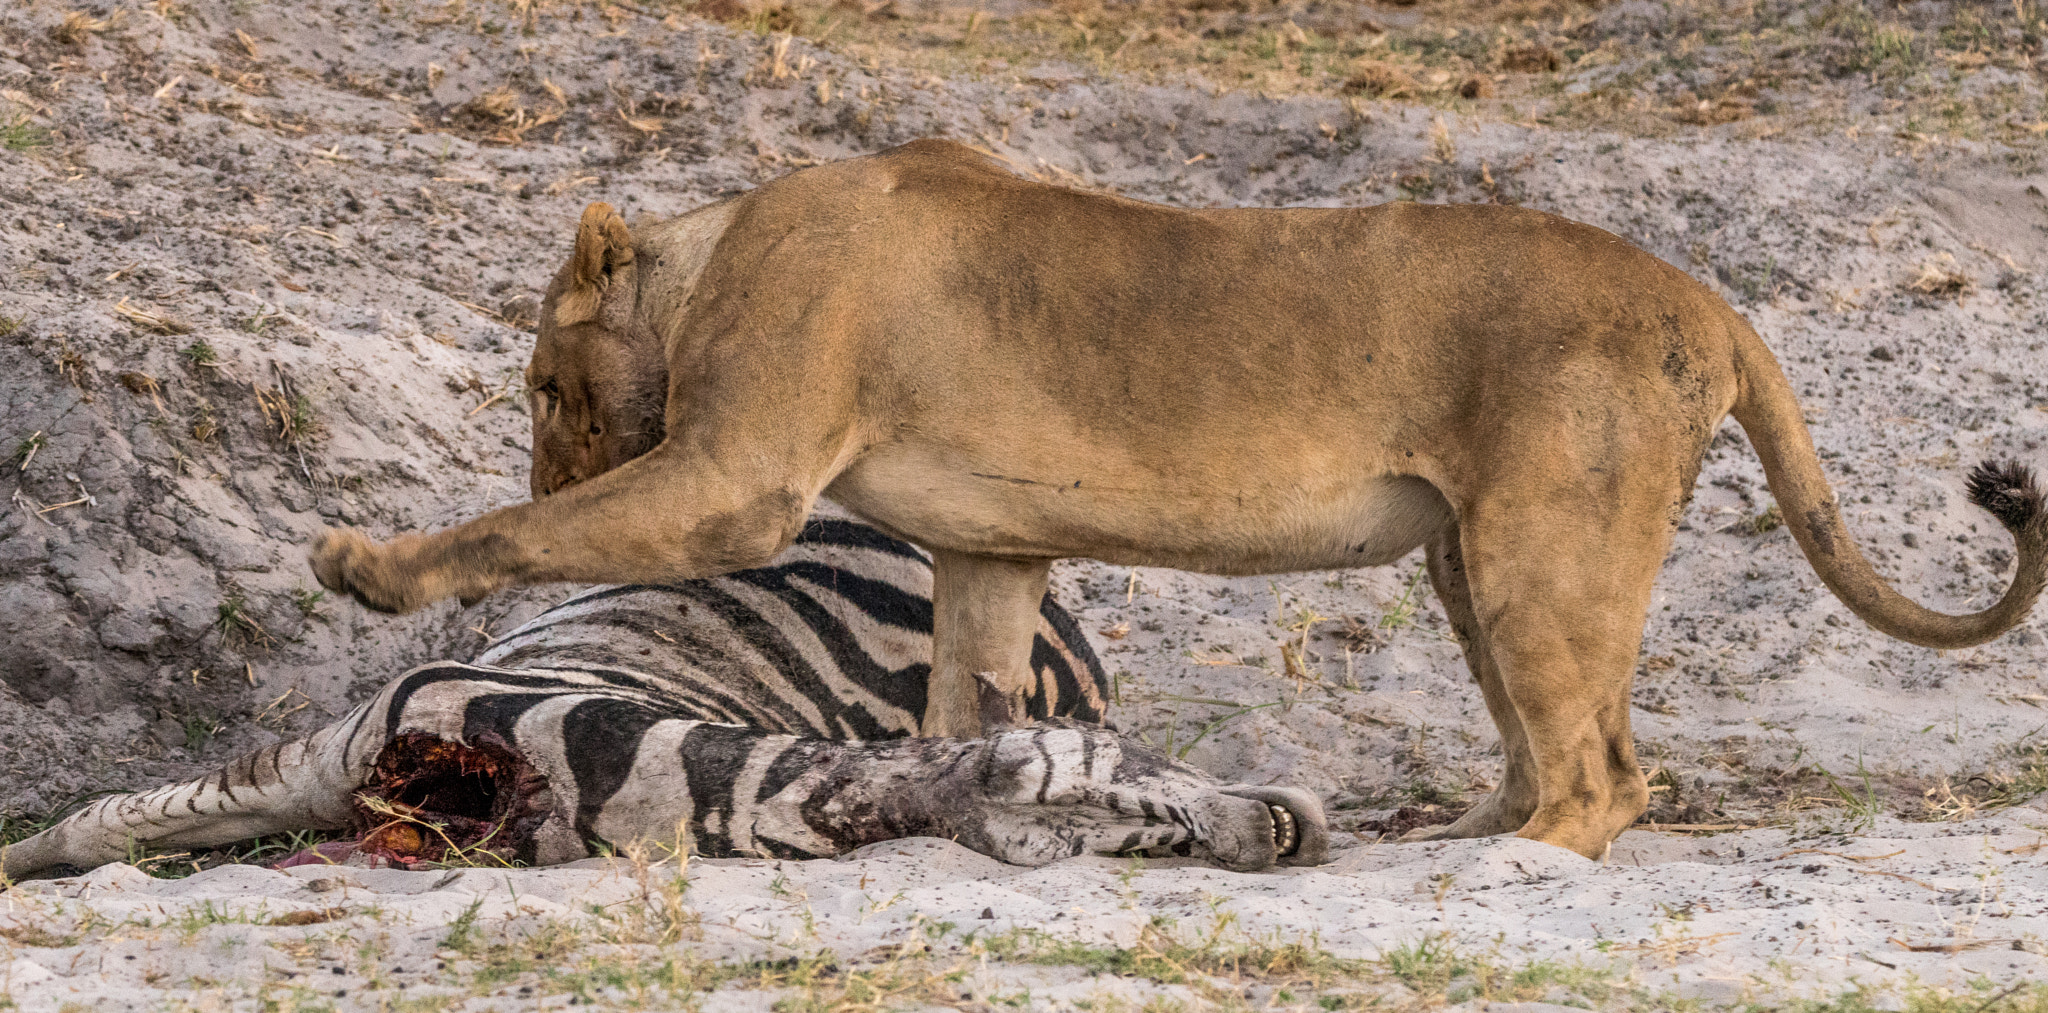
[
  {"left": 3, "top": 520, "right": 1325, "bottom": 880},
  {"left": 469, "top": 517, "right": 1107, "bottom": 738}
]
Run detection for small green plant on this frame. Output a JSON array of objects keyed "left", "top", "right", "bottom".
[
  {"left": 0, "top": 315, "right": 22, "bottom": 338},
  {"left": 1864, "top": 24, "right": 1919, "bottom": 71},
  {"left": 1815, "top": 756, "right": 1885, "bottom": 831},
  {"left": 216, "top": 588, "right": 271, "bottom": 647},
  {"left": 1, "top": 117, "right": 50, "bottom": 152},
  {"left": 183, "top": 714, "right": 221, "bottom": 753},
  {"left": 255, "top": 385, "right": 318, "bottom": 445},
  {"left": 1997, "top": 736, "right": 2048, "bottom": 802},
  {"left": 125, "top": 834, "right": 197, "bottom": 879},
  {"left": 1379, "top": 932, "right": 1474, "bottom": 990},
  {"left": 1747, "top": 502, "right": 1784, "bottom": 535},
  {"left": 10, "top": 430, "right": 44, "bottom": 471},
  {"left": 441, "top": 897, "right": 486, "bottom": 954},
  {"left": 1173, "top": 699, "right": 1283, "bottom": 759},
  {"left": 288, "top": 393, "right": 316, "bottom": 435},
  {"left": 0, "top": 924, "right": 78, "bottom": 948},
  {"left": 290, "top": 586, "right": 326, "bottom": 617},
  {"left": 180, "top": 339, "right": 218, "bottom": 366},
  {"left": 985, "top": 916, "right": 1371, "bottom": 989},
  {"left": 171, "top": 900, "right": 261, "bottom": 940},
  {"left": 1378, "top": 565, "right": 1429, "bottom": 634},
  {"left": 202, "top": 827, "right": 340, "bottom": 867}
]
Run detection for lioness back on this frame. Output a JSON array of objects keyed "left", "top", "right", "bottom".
[{"left": 695, "top": 141, "right": 1738, "bottom": 572}]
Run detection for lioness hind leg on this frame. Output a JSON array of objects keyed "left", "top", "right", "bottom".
[
  {"left": 1458, "top": 500, "right": 1671, "bottom": 861},
  {"left": 1402, "top": 526, "right": 1540, "bottom": 842}
]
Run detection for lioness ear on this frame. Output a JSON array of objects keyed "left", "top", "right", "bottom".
[{"left": 555, "top": 202, "right": 636, "bottom": 328}]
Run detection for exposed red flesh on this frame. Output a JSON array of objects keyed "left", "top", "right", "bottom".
[{"left": 269, "top": 732, "right": 553, "bottom": 869}]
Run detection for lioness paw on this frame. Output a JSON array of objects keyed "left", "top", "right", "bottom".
[{"left": 308, "top": 528, "right": 417, "bottom": 614}]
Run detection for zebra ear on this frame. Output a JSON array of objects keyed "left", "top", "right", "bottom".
[{"left": 973, "top": 671, "right": 1027, "bottom": 734}]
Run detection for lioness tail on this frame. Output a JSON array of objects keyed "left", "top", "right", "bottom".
[{"left": 1729, "top": 323, "right": 2048, "bottom": 650}]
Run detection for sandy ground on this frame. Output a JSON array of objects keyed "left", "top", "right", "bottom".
[
  {"left": 5, "top": 0, "right": 2048, "bottom": 1006},
  {"left": 5, "top": 804, "right": 2048, "bottom": 1010}
]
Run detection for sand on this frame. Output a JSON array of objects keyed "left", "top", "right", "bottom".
[
  {"left": 4, "top": 0, "right": 2048, "bottom": 1007},
  {"left": 6, "top": 804, "right": 2048, "bottom": 1009}
]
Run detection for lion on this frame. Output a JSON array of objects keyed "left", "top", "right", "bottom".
[{"left": 311, "top": 139, "right": 2047, "bottom": 860}]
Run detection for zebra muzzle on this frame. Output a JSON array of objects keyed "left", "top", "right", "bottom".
[
  {"left": 1269, "top": 803, "right": 1299, "bottom": 858},
  {"left": 1221, "top": 785, "right": 1329, "bottom": 867}
]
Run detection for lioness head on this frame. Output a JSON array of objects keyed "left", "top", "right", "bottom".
[{"left": 527, "top": 202, "right": 668, "bottom": 497}]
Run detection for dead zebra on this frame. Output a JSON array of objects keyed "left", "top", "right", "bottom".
[{"left": 2, "top": 518, "right": 1326, "bottom": 880}]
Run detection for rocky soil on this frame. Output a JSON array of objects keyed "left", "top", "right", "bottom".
[{"left": 3, "top": 0, "right": 2048, "bottom": 1005}]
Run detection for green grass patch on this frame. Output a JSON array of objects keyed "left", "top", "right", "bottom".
[{"left": 0, "top": 118, "right": 50, "bottom": 152}]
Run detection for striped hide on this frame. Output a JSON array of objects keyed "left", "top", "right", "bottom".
[{"left": 2, "top": 519, "right": 1326, "bottom": 880}]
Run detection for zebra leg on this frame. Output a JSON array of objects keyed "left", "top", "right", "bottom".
[
  {"left": 561, "top": 719, "right": 1328, "bottom": 870},
  {"left": 1, "top": 708, "right": 377, "bottom": 881},
  {"left": 934, "top": 726, "right": 1330, "bottom": 870}
]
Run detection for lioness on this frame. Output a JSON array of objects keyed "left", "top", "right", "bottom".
[{"left": 312, "top": 139, "right": 2047, "bottom": 860}]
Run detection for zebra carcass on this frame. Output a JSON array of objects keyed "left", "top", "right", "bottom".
[{"left": 3, "top": 519, "right": 1326, "bottom": 879}]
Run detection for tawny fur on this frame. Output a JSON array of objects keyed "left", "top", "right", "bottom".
[{"left": 308, "top": 139, "right": 2048, "bottom": 860}]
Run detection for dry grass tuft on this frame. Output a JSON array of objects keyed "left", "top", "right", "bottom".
[
  {"left": 1343, "top": 60, "right": 1415, "bottom": 99},
  {"left": 216, "top": 586, "right": 273, "bottom": 649},
  {"left": 696, "top": 0, "right": 754, "bottom": 22},
  {"left": 466, "top": 85, "right": 522, "bottom": 121},
  {"left": 1905, "top": 253, "right": 1972, "bottom": 299},
  {"left": 1672, "top": 94, "right": 1758, "bottom": 125},
  {"left": 254, "top": 383, "right": 318, "bottom": 446},
  {"left": 190, "top": 395, "right": 220, "bottom": 442},
  {"left": 51, "top": 338, "right": 90, "bottom": 391},
  {"left": 113, "top": 298, "right": 192, "bottom": 335},
  {"left": 459, "top": 83, "right": 561, "bottom": 144},
  {"left": 119, "top": 371, "right": 169, "bottom": 415},
  {"left": 50, "top": 11, "right": 110, "bottom": 46},
  {"left": 1497, "top": 44, "right": 1560, "bottom": 73},
  {"left": 1429, "top": 116, "right": 1457, "bottom": 163}
]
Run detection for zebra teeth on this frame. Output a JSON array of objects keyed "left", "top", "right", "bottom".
[{"left": 1269, "top": 803, "right": 1299, "bottom": 857}]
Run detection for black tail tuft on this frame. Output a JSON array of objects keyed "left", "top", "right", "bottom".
[{"left": 1966, "top": 459, "right": 2043, "bottom": 533}]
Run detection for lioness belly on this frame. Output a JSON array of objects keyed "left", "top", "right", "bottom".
[{"left": 828, "top": 462, "right": 1452, "bottom": 574}]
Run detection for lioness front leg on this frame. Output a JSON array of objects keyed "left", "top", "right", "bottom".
[
  {"left": 924, "top": 549, "right": 1053, "bottom": 737},
  {"left": 309, "top": 445, "right": 812, "bottom": 613}
]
